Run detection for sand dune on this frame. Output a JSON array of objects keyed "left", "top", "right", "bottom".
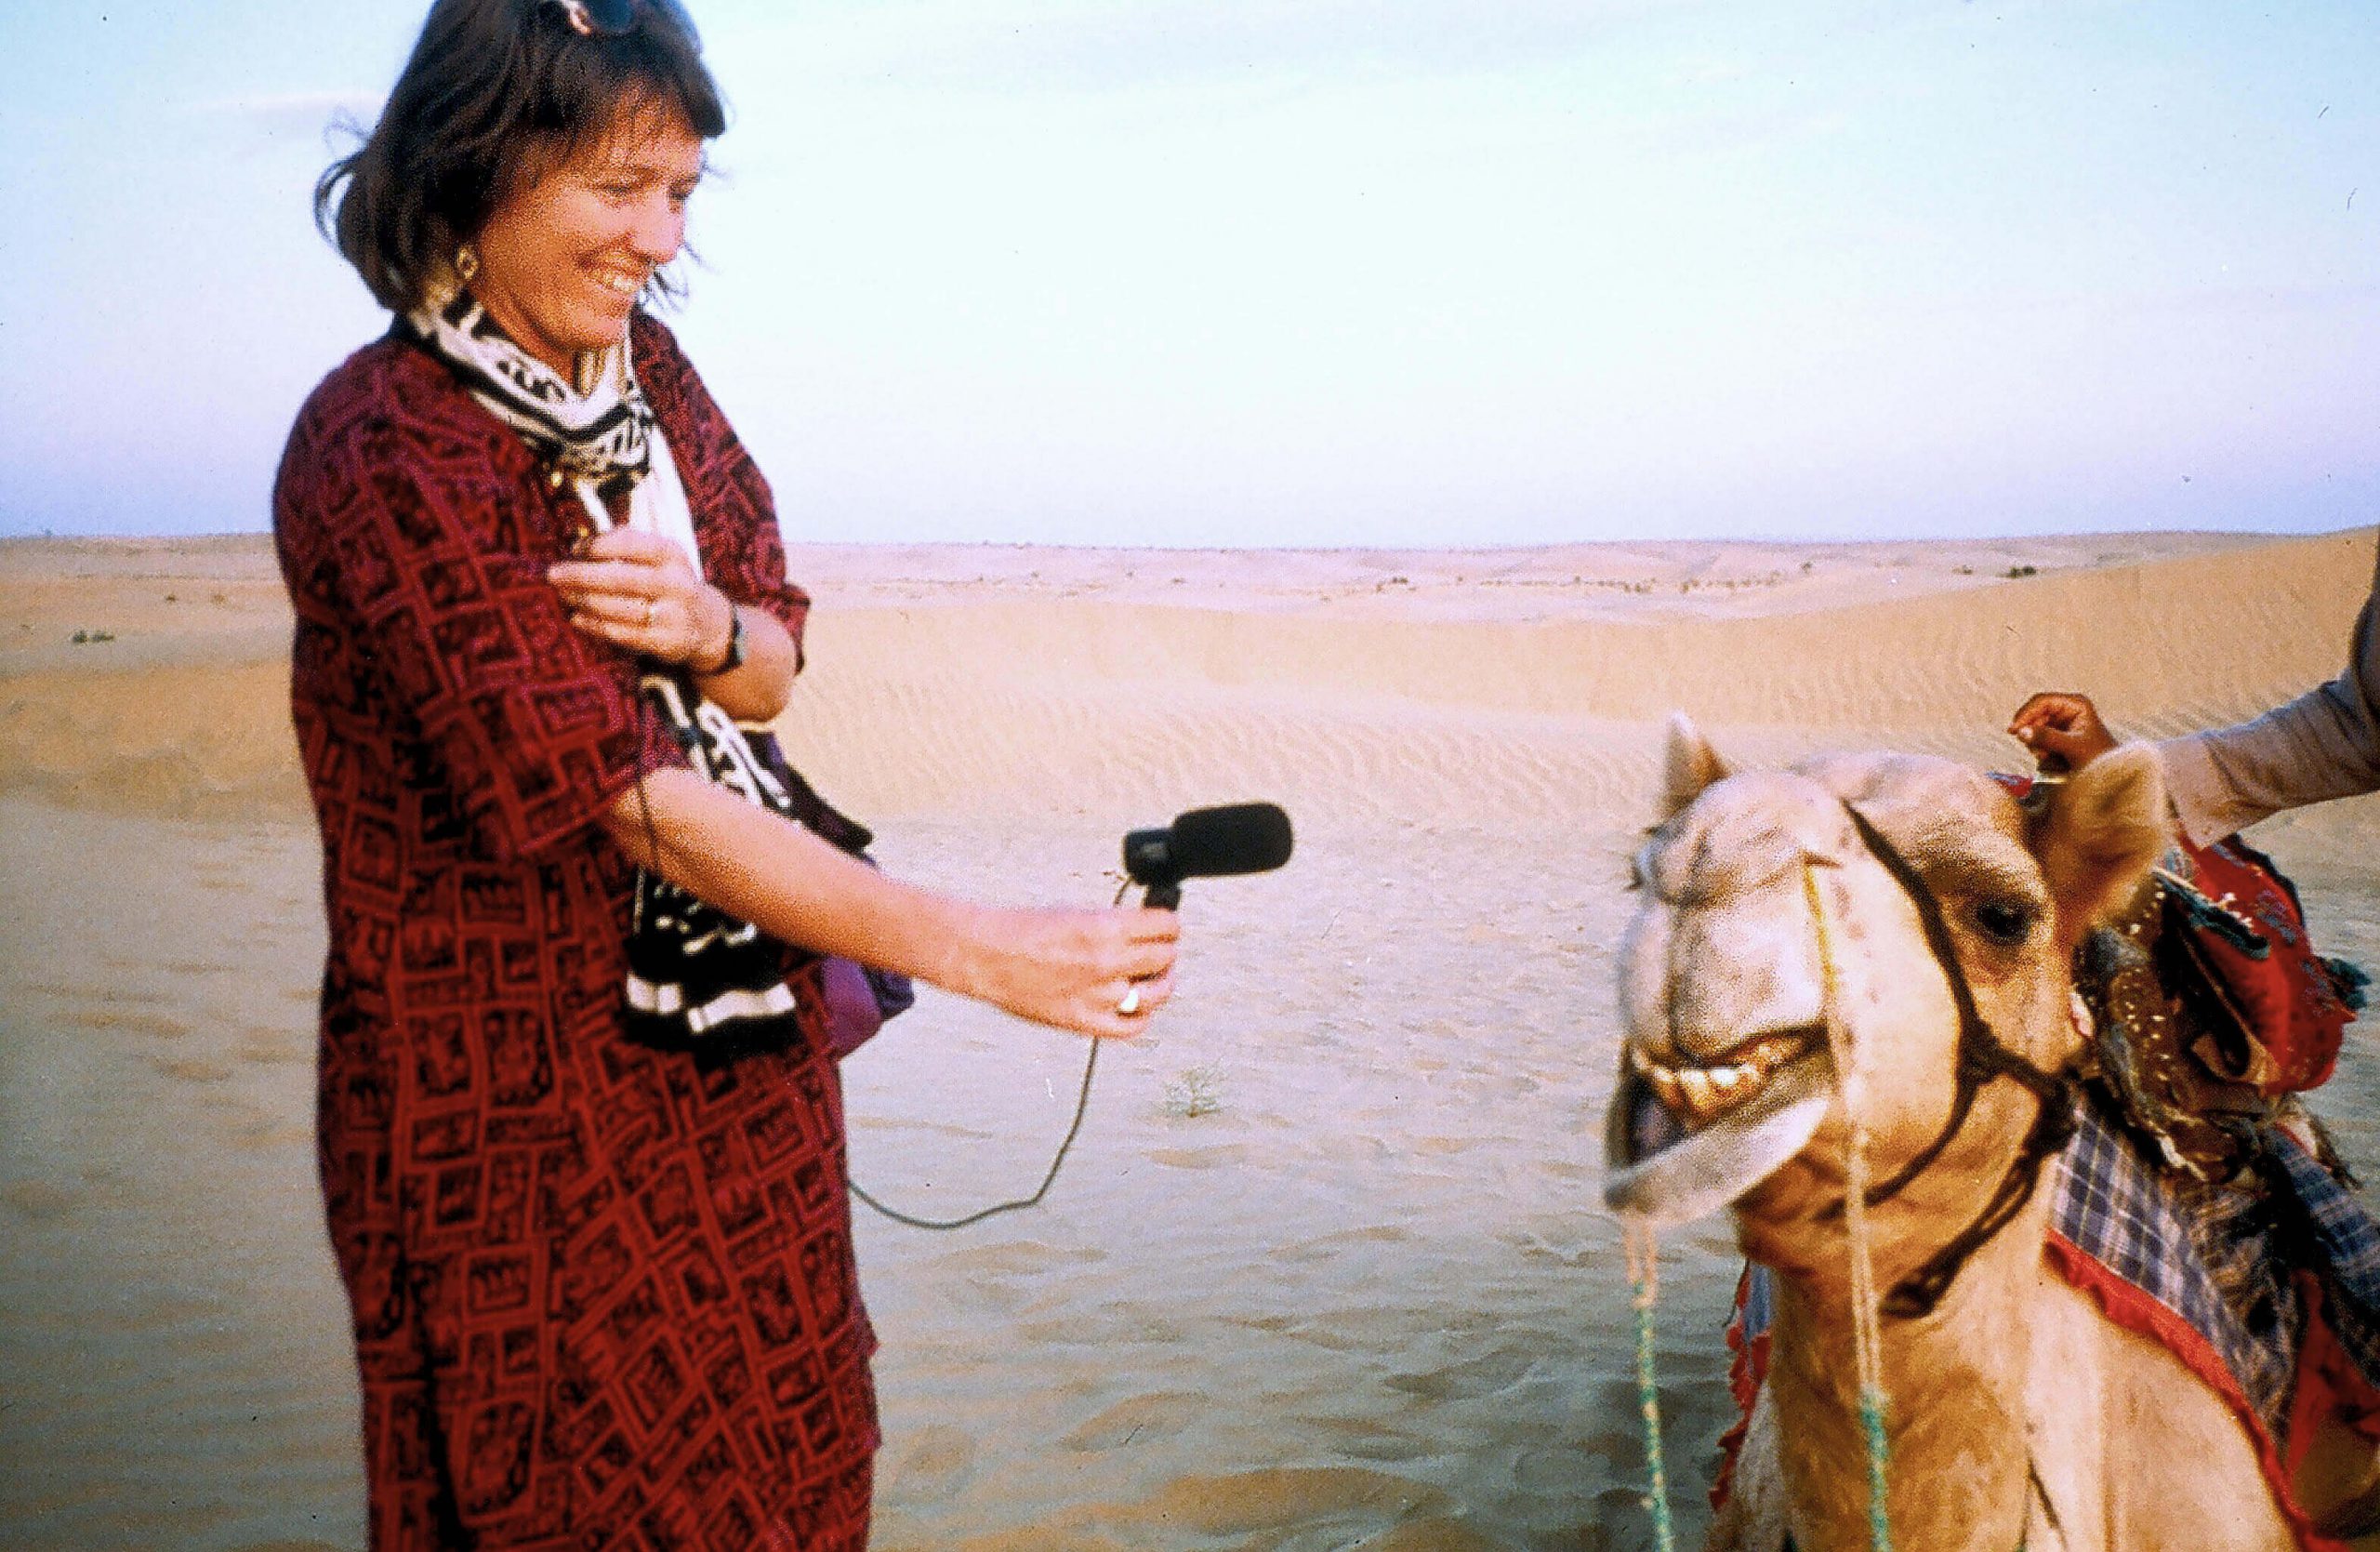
[
  {"left": 4, "top": 526, "right": 2377, "bottom": 1551},
  {"left": 3, "top": 529, "right": 2366, "bottom": 828}
]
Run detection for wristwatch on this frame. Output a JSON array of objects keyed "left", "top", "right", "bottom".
[{"left": 710, "top": 605, "right": 747, "bottom": 674}]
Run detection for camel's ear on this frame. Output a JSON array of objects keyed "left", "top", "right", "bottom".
[
  {"left": 2031, "top": 744, "right": 2170, "bottom": 942},
  {"left": 1660, "top": 712, "right": 1730, "bottom": 819}
]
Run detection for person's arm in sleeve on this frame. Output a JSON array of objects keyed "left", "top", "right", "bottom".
[
  {"left": 689, "top": 441, "right": 807, "bottom": 722},
  {"left": 316, "top": 413, "right": 680, "bottom": 861},
  {"left": 303, "top": 403, "right": 1181, "bottom": 1040},
  {"left": 2155, "top": 537, "right": 2380, "bottom": 844}
]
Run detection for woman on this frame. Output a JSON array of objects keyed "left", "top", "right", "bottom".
[
  {"left": 2010, "top": 536, "right": 2380, "bottom": 842},
  {"left": 277, "top": 1, "right": 1178, "bottom": 1545}
]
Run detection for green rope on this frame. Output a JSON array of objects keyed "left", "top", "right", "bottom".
[
  {"left": 1858, "top": 1386, "right": 1896, "bottom": 1552},
  {"left": 1628, "top": 1242, "right": 1677, "bottom": 1552},
  {"left": 1807, "top": 858, "right": 1897, "bottom": 1552}
]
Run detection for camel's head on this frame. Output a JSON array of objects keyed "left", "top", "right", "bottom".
[{"left": 1604, "top": 716, "right": 2168, "bottom": 1292}]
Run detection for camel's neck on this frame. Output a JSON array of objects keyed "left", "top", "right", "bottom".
[{"left": 1765, "top": 1194, "right": 2049, "bottom": 1552}]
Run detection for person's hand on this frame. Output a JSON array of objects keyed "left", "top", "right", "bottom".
[
  {"left": 958, "top": 905, "right": 1182, "bottom": 1040},
  {"left": 2008, "top": 691, "right": 2119, "bottom": 775},
  {"left": 549, "top": 527, "right": 735, "bottom": 670}
]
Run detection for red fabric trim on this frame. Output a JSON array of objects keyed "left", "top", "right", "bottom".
[
  {"left": 2288, "top": 1274, "right": 2380, "bottom": 1477},
  {"left": 2172, "top": 835, "right": 2349, "bottom": 1094},
  {"left": 1711, "top": 1267, "right": 1768, "bottom": 1511},
  {"left": 2045, "top": 1231, "right": 2347, "bottom": 1552}
]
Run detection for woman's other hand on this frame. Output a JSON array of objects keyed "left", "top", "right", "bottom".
[
  {"left": 953, "top": 905, "right": 1183, "bottom": 1040},
  {"left": 2008, "top": 691, "right": 2119, "bottom": 774},
  {"left": 549, "top": 527, "right": 734, "bottom": 670}
]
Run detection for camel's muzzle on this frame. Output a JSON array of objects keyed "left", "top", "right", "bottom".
[{"left": 1603, "top": 1028, "right": 1834, "bottom": 1228}]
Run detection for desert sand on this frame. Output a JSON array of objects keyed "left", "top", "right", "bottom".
[{"left": 5, "top": 526, "right": 2379, "bottom": 1551}]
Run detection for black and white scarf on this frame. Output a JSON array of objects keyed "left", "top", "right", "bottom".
[
  {"left": 408, "top": 289, "right": 655, "bottom": 489},
  {"left": 407, "top": 291, "right": 823, "bottom": 1061},
  {"left": 619, "top": 676, "right": 816, "bottom": 1060}
]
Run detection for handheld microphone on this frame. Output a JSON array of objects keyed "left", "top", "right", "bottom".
[{"left": 1123, "top": 803, "right": 1294, "bottom": 909}]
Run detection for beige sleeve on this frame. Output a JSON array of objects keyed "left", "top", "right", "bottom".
[{"left": 2154, "top": 532, "right": 2380, "bottom": 844}]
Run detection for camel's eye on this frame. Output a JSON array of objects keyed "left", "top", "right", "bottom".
[{"left": 1971, "top": 898, "right": 2035, "bottom": 945}]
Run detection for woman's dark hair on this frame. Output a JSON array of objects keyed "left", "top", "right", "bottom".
[{"left": 316, "top": 0, "right": 726, "bottom": 312}]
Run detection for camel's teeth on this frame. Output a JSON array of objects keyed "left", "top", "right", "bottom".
[
  {"left": 1736, "top": 1032, "right": 1808, "bottom": 1081},
  {"left": 1633, "top": 1041, "right": 1789, "bottom": 1126}
]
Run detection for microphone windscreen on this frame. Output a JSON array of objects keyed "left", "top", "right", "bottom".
[{"left": 1166, "top": 803, "right": 1293, "bottom": 878}]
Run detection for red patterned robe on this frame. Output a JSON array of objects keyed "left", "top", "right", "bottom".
[{"left": 273, "top": 313, "right": 878, "bottom": 1550}]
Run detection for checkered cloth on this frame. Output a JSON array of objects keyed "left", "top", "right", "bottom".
[
  {"left": 2047, "top": 1097, "right": 2300, "bottom": 1428},
  {"left": 2274, "top": 1131, "right": 2380, "bottom": 1393}
]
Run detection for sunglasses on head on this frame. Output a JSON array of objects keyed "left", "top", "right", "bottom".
[{"left": 545, "top": 0, "right": 637, "bottom": 37}]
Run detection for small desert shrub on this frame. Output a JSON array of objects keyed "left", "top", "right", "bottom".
[{"left": 1162, "top": 1064, "right": 1226, "bottom": 1119}]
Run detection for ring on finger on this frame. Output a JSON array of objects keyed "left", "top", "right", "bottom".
[{"left": 1116, "top": 983, "right": 1142, "bottom": 1017}]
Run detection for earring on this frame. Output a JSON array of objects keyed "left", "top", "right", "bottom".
[{"left": 455, "top": 243, "right": 481, "bottom": 285}]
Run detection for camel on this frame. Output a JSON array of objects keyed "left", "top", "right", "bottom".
[{"left": 1602, "top": 718, "right": 2379, "bottom": 1552}]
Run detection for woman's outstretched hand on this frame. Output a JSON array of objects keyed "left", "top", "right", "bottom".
[
  {"left": 605, "top": 771, "right": 1186, "bottom": 1042},
  {"left": 953, "top": 905, "right": 1182, "bottom": 1040},
  {"left": 549, "top": 527, "right": 735, "bottom": 670},
  {"left": 2008, "top": 691, "right": 2119, "bottom": 775}
]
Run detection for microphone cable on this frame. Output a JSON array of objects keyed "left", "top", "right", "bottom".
[{"left": 844, "top": 878, "right": 1125, "bottom": 1231}]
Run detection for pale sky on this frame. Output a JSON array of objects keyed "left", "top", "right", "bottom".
[{"left": 3, "top": 0, "right": 2374, "bottom": 546}]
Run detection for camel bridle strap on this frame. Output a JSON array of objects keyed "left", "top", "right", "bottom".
[
  {"left": 1833, "top": 802, "right": 2080, "bottom": 1321},
  {"left": 1736, "top": 803, "right": 2072, "bottom": 1552}
]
